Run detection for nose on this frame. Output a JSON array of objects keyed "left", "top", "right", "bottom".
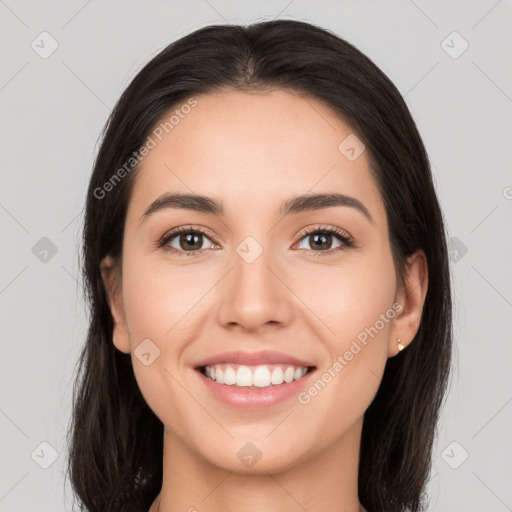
[{"left": 215, "top": 244, "right": 293, "bottom": 333}]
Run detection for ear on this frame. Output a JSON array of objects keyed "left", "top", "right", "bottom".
[
  {"left": 388, "top": 249, "right": 428, "bottom": 357},
  {"left": 100, "top": 255, "right": 131, "bottom": 354}
]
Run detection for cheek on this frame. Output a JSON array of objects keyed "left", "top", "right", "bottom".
[
  {"left": 121, "top": 252, "right": 202, "bottom": 343},
  {"left": 291, "top": 247, "right": 396, "bottom": 406},
  {"left": 291, "top": 251, "right": 397, "bottom": 343},
  {"left": 120, "top": 245, "right": 221, "bottom": 387},
  {"left": 313, "top": 254, "right": 396, "bottom": 405},
  {"left": 121, "top": 259, "right": 199, "bottom": 429}
]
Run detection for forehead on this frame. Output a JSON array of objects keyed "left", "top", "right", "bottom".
[{"left": 127, "top": 89, "right": 385, "bottom": 224}]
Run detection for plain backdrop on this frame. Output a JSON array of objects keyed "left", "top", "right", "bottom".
[{"left": 1, "top": 1, "right": 511, "bottom": 511}]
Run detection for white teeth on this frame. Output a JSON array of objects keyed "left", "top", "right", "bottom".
[
  {"left": 283, "top": 366, "right": 295, "bottom": 383},
  {"left": 236, "top": 366, "right": 253, "bottom": 387},
  {"left": 294, "top": 367, "right": 306, "bottom": 380},
  {"left": 271, "top": 367, "right": 284, "bottom": 385},
  {"left": 253, "top": 366, "right": 271, "bottom": 387},
  {"left": 203, "top": 364, "right": 310, "bottom": 388},
  {"left": 224, "top": 367, "right": 236, "bottom": 385}
]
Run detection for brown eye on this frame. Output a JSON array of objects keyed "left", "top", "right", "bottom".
[
  {"left": 294, "top": 226, "right": 354, "bottom": 255},
  {"left": 159, "top": 226, "right": 217, "bottom": 255},
  {"left": 175, "top": 232, "right": 204, "bottom": 251},
  {"left": 302, "top": 232, "right": 338, "bottom": 251}
]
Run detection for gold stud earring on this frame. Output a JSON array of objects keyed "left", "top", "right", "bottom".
[{"left": 397, "top": 338, "right": 405, "bottom": 351}]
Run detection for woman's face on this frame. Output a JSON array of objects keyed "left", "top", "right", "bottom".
[{"left": 102, "top": 89, "right": 423, "bottom": 474}]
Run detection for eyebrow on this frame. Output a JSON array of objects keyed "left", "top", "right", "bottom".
[{"left": 139, "top": 192, "right": 374, "bottom": 226}]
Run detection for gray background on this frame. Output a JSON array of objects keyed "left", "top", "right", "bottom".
[{"left": 1, "top": 1, "right": 511, "bottom": 511}]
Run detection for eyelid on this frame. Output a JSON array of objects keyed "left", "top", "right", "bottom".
[
  {"left": 156, "top": 224, "right": 220, "bottom": 249},
  {"left": 295, "top": 224, "right": 352, "bottom": 242},
  {"left": 292, "top": 224, "right": 356, "bottom": 254}
]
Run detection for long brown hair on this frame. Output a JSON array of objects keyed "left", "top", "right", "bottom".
[{"left": 66, "top": 19, "right": 453, "bottom": 512}]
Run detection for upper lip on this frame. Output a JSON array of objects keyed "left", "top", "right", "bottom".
[{"left": 194, "top": 350, "right": 316, "bottom": 368}]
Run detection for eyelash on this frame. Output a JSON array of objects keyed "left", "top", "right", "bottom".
[{"left": 156, "top": 224, "right": 356, "bottom": 257}]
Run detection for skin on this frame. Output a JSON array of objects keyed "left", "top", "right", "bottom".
[{"left": 101, "top": 89, "right": 428, "bottom": 512}]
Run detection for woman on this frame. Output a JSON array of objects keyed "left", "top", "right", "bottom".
[{"left": 66, "top": 19, "right": 453, "bottom": 512}]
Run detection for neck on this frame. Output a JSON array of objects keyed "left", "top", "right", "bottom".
[{"left": 150, "top": 417, "right": 365, "bottom": 512}]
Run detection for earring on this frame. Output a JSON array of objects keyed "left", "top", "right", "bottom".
[{"left": 397, "top": 338, "right": 405, "bottom": 351}]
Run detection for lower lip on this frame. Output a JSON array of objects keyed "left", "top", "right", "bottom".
[{"left": 195, "top": 367, "right": 316, "bottom": 410}]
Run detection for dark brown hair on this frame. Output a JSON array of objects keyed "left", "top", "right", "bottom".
[{"left": 66, "top": 19, "right": 453, "bottom": 512}]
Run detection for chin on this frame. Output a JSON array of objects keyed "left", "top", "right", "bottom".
[{"left": 196, "top": 437, "right": 313, "bottom": 475}]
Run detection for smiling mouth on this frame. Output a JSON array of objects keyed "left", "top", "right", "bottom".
[{"left": 197, "top": 364, "right": 316, "bottom": 389}]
